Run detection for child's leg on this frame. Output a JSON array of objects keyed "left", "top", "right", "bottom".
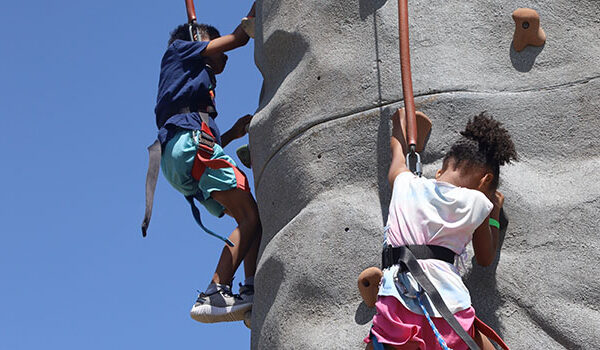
[
  {"left": 210, "top": 188, "right": 261, "bottom": 285},
  {"left": 474, "top": 329, "right": 496, "bottom": 350},
  {"left": 243, "top": 224, "right": 262, "bottom": 280}
]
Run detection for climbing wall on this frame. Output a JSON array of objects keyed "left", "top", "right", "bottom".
[{"left": 250, "top": 0, "right": 600, "bottom": 348}]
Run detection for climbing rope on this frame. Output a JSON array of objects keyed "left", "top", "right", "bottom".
[
  {"left": 416, "top": 291, "right": 453, "bottom": 350},
  {"left": 186, "top": 0, "right": 201, "bottom": 41},
  {"left": 397, "top": 0, "right": 422, "bottom": 177}
]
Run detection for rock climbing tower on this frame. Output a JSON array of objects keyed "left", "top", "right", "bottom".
[{"left": 250, "top": 0, "right": 600, "bottom": 348}]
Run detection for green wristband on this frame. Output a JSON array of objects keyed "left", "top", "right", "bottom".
[{"left": 489, "top": 218, "right": 500, "bottom": 229}]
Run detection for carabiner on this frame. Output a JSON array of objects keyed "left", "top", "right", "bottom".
[{"left": 406, "top": 145, "right": 422, "bottom": 177}]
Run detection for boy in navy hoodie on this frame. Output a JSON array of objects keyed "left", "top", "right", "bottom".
[{"left": 155, "top": 3, "right": 260, "bottom": 323}]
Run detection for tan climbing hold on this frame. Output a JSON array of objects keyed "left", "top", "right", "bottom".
[
  {"left": 512, "top": 8, "right": 546, "bottom": 52},
  {"left": 392, "top": 108, "right": 432, "bottom": 153},
  {"left": 241, "top": 17, "right": 255, "bottom": 39},
  {"left": 358, "top": 267, "right": 383, "bottom": 308}
]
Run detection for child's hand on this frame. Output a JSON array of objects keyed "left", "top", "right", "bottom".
[
  {"left": 491, "top": 190, "right": 504, "bottom": 219},
  {"left": 230, "top": 114, "right": 253, "bottom": 139}
]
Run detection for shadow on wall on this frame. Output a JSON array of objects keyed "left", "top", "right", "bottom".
[
  {"left": 355, "top": 301, "right": 378, "bottom": 326},
  {"left": 510, "top": 42, "right": 545, "bottom": 72},
  {"left": 257, "top": 30, "right": 309, "bottom": 111},
  {"left": 252, "top": 257, "right": 285, "bottom": 347},
  {"left": 359, "top": 0, "right": 387, "bottom": 20},
  {"left": 361, "top": 0, "right": 393, "bottom": 226},
  {"left": 252, "top": 258, "right": 285, "bottom": 349},
  {"left": 376, "top": 106, "right": 394, "bottom": 224},
  {"left": 463, "top": 209, "right": 510, "bottom": 340}
]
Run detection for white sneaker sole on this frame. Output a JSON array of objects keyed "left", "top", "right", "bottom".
[{"left": 190, "top": 302, "right": 253, "bottom": 323}]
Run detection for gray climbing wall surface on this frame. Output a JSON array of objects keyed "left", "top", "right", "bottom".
[{"left": 249, "top": 0, "right": 600, "bottom": 348}]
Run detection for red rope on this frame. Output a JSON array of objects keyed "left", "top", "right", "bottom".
[
  {"left": 185, "top": 0, "right": 197, "bottom": 22},
  {"left": 397, "top": 0, "right": 418, "bottom": 149}
]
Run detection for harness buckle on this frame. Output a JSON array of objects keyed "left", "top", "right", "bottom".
[{"left": 382, "top": 245, "right": 394, "bottom": 269}]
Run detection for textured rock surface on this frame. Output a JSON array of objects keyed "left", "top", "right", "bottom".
[{"left": 250, "top": 0, "right": 600, "bottom": 348}]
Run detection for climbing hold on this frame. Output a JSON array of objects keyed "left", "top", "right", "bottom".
[
  {"left": 241, "top": 16, "right": 255, "bottom": 39},
  {"left": 358, "top": 267, "right": 383, "bottom": 308},
  {"left": 236, "top": 144, "right": 252, "bottom": 169},
  {"left": 392, "top": 108, "right": 432, "bottom": 153},
  {"left": 512, "top": 8, "right": 546, "bottom": 52}
]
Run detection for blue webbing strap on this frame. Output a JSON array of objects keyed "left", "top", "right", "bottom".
[
  {"left": 370, "top": 331, "right": 385, "bottom": 350},
  {"left": 185, "top": 196, "right": 234, "bottom": 247},
  {"left": 416, "top": 291, "right": 452, "bottom": 350}
]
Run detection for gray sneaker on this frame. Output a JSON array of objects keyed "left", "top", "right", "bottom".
[
  {"left": 190, "top": 286, "right": 252, "bottom": 323},
  {"left": 239, "top": 284, "right": 254, "bottom": 329},
  {"left": 239, "top": 283, "right": 254, "bottom": 303}
]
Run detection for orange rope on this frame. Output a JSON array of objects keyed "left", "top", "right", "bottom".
[
  {"left": 185, "top": 0, "right": 197, "bottom": 22},
  {"left": 397, "top": 0, "right": 417, "bottom": 149}
]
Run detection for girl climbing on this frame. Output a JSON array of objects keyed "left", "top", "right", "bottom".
[{"left": 363, "top": 109, "right": 517, "bottom": 350}]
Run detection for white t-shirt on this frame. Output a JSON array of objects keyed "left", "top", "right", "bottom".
[{"left": 379, "top": 172, "right": 493, "bottom": 316}]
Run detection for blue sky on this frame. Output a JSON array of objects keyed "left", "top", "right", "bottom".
[{"left": 0, "top": 1, "right": 261, "bottom": 348}]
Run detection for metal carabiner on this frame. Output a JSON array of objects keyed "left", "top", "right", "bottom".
[
  {"left": 188, "top": 23, "right": 201, "bottom": 42},
  {"left": 406, "top": 145, "right": 423, "bottom": 177}
]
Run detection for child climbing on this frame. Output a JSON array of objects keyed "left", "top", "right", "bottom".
[
  {"left": 151, "top": 2, "right": 261, "bottom": 324},
  {"left": 364, "top": 109, "right": 517, "bottom": 350}
]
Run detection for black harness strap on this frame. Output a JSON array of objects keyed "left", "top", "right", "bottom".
[
  {"left": 141, "top": 140, "right": 162, "bottom": 237},
  {"left": 382, "top": 245, "right": 455, "bottom": 269},
  {"left": 382, "top": 245, "right": 481, "bottom": 350},
  {"left": 141, "top": 110, "right": 214, "bottom": 238}
]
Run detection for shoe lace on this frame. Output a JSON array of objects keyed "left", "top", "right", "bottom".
[
  {"left": 238, "top": 283, "right": 254, "bottom": 296},
  {"left": 196, "top": 283, "right": 243, "bottom": 300},
  {"left": 222, "top": 287, "right": 242, "bottom": 299}
]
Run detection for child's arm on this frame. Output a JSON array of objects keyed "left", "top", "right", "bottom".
[
  {"left": 221, "top": 114, "right": 252, "bottom": 148},
  {"left": 472, "top": 191, "right": 503, "bottom": 266},
  {"left": 202, "top": 3, "right": 256, "bottom": 56},
  {"left": 388, "top": 108, "right": 411, "bottom": 187}
]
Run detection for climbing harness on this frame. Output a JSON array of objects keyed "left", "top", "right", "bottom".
[
  {"left": 185, "top": 110, "right": 250, "bottom": 247},
  {"left": 142, "top": 140, "right": 161, "bottom": 237},
  {"left": 381, "top": 244, "right": 511, "bottom": 349},
  {"left": 141, "top": 0, "right": 250, "bottom": 247},
  {"left": 382, "top": 245, "right": 481, "bottom": 350},
  {"left": 141, "top": 110, "right": 247, "bottom": 246}
]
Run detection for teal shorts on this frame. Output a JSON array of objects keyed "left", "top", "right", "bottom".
[{"left": 161, "top": 129, "right": 240, "bottom": 217}]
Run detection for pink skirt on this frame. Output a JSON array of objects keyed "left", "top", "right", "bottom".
[{"left": 364, "top": 296, "right": 476, "bottom": 350}]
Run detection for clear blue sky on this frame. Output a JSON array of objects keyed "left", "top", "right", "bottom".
[{"left": 0, "top": 1, "right": 261, "bottom": 348}]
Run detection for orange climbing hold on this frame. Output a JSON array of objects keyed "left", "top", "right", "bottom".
[{"left": 512, "top": 8, "right": 546, "bottom": 52}]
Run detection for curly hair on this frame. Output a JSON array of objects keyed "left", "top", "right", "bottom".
[
  {"left": 442, "top": 112, "right": 518, "bottom": 189},
  {"left": 168, "top": 23, "right": 220, "bottom": 45}
]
